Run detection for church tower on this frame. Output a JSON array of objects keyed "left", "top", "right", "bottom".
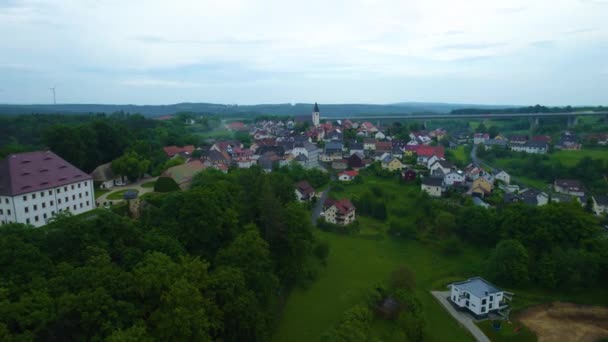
[{"left": 312, "top": 102, "right": 320, "bottom": 127}]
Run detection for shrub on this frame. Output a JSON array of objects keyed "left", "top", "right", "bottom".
[{"left": 154, "top": 177, "right": 180, "bottom": 193}]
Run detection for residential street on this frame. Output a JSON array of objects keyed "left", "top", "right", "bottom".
[
  {"left": 431, "top": 291, "right": 490, "bottom": 342},
  {"left": 311, "top": 186, "right": 331, "bottom": 225}
]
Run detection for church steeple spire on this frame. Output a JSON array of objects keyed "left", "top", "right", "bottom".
[{"left": 312, "top": 102, "right": 320, "bottom": 127}]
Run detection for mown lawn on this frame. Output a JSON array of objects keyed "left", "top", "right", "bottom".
[
  {"left": 94, "top": 189, "right": 110, "bottom": 199},
  {"left": 141, "top": 181, "right": 156, "bottom": 188},
  {"left": 273, "top": 176, "right": 484, "bottom": 342}
]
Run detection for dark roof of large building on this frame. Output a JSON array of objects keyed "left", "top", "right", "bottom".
[
  {"left": 555, "top": 179, "right": 584, "bottom": 191},
  {"left": 421, "top": 177, "right": 444, "bottom": 187},
  {"left": 313, "top": 102, "right": 319, "bottom": 112},
  {"left": 0, "top": 151, "right": 92, "bottom": 196}
]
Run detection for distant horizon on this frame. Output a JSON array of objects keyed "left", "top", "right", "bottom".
[{"left": 5, "top": 101, "right": 607, "bottom": 107}]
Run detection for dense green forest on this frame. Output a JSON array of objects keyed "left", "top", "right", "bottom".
[
  {"left": 452, "top": 104, "right": 607, "bottom": 115},
  {"left": 0, "top": 102, "right": 515, "bottom": 117},
  {"left": 0, "top": 113, "right": 220, "bottom": 174},
  {"left": 0, "top": 167, "right": 326, "bottom": 341}
]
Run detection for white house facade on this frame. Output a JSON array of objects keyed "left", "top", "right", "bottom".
[
  {"left": 448, "top": 277, "right": 511, "bottom": 318},
  {"left": 0, "top": 151, "right": 96, "bottom": 228},
  {"left": 444, "top": 171, "right": 465, "bottom": 186}
]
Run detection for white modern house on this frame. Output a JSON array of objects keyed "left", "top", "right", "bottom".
[
  {"left": 0, "top": 151, "right": 96, "bottom": 227},
  {"left": 448, "top": 277, "right": 512, "bottom": 318}
]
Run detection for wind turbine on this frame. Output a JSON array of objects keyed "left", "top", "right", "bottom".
[{"left": 49, "top": 86, "right": 56, "bottom": 104}]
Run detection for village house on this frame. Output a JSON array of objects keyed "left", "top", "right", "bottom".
[
  {"left": 360, "top": 122, "right": 378, "bottom": 134},
  {"left": 323, "top": 198, "right": 356, "bottom": 225},
  {"left": 321, "top": 142, "right": 344, "bottom": 162},
  {"left": 555, "top": 131, "right": 581, "bottom": 150},
  {"left": 448, "top": 277, "right": 512, "bottom": 319},
  {"left": 292, "top": 142, "right": 320, "bottom": 169},
  {"left": 510, "top": 141, "right": 548, "bottom": 154},
  {"left": 592, "top": 195, "right": 608, "bottom": 216},
  {"left": 492, "top": 169, "right": 510, "bottom": 185},
  {"left": 401, "top": 169, "right": 417, "bottom": 182},
  {"left": 295, "top": 181, "right": 315, "bottom": 202},
  {"left": 421, "top": 177, "right": 444, "bottom": 197},
  {"left": 463, "top": 164, "right": 483, "bottom": 181},
  {"left": 381, "top": 156, "right": 404, "bottom": 172},
  {"left": 347, "top": 152, "right": 366, "bottom": 170},
  {"left": 363, "top": 139, "right": 377, "bottom": 151},
  {"left": 338, "top": 170, "right": 359, "bottom": 182},
  {"left": 484, "top": 139, "right": 508, "bottom": 150},
  {"left": 471, "top": 177, "right": 493, "bottom": 198},
  {"left": 0, "top": 151, "right": 96, "bottom": 227},
  {"left": 161, "top": 160, "right": 206, "bottom": 190},
  {"left": 91, "top": 162, "right": 124, "bottom": 189},
  {"left": 375, "top": 131, "right": 387, "bottom": 140},
  {"left": 473, "top": 133, "right": 490, "bottom": 145},
  {"left": 349, "top": 143, "right": 365, "bottom": 156},
  {"left": 508, "top": 135, "right": 527, "bottom": 145},
  {"left": 504, "top": 189, "right": 549, "bottom": 206},
  {"left": 554, "top": 179, "right": 585, "bottom": 197},
  {"left": 331, "top": 159, "right": 348, "bottom": 170},
  {"left": 429, "top": 159, "right": 455, "bottom": 176},
  {"left": 375, "top": 141, "right": 392, "bottom": 156},
  {"left": 163, "top": 145, "right": 195, "bottom": 158},
  {"left": 444, "top": 170, "right": 465, "bottom": 186},
  {"left": 415, "top": 145, "right": 445, "bottom": 165}
]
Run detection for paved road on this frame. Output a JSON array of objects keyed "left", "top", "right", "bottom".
[
  {"left": 312, "top": 186, "right": 331, "bottom": 225},
  {"left": 96, "top": 177, "right": 158, "bottom": 207},
  {"left": 431, "top": 291, "right": 490, "bottom": 342}
]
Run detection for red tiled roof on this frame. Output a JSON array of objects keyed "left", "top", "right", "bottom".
[
  {"left": 163, "top": 145, "right": 195, "bottom": 157},
  {"left": 339, "top": 170, "right": 359, "bottom": 178},
  {"left": 334, "top": 198, "right": 355, "bottom": 215},
  {"left": 296, "top": 180, "right": 315, "bottom": 196},
  {"left": 414, "top": 145, "right": 445, "bottom": 158},
  {"left": 155, "top": 115, "right": 175, "bottom": 121},
  {"left": 0, "top": 151, "right": 92, "bottom": 196}
]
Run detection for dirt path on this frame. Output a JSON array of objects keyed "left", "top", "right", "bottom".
[{"left": 518, "top": 302, "right": 608, "bottom": 342}]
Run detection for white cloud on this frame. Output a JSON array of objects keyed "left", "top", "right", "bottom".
[{"left": 0, "top": 0, "right": 607, "bottom": 104}]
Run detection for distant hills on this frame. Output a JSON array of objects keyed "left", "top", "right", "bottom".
[{"left": 0, "top": 102, "right": 518, "bottom": 118}]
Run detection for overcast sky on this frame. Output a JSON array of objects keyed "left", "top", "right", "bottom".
[{"left": 1, "top": 0, "right": 607, "bottom": 105}]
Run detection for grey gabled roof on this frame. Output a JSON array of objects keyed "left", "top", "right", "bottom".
[
  {"left": 422, "top": 177, "right": 443, "bottom": 186},
  {"left": 449, "top": 277, "right": 502, "bottom": 298}
]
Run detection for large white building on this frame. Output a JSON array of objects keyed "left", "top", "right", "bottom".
[
  {"left": 448, "top": 277, "right": 512, "bottom": 318},
  {"left": 0, "top": 151, "right": 96, "bottom": 227}
]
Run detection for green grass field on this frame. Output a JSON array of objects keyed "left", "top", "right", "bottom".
[
  {"left": 107, "top": 189, "right": 139, "bottom": 200},
  {"left": 141, "top": 181, "right": 156, "bottom": 188},
  {"left": 94, "top": 189, "right": 110, "bottom": 199},
  {"left": 274, "top": 177, "right": 485, "bottom": 341},
  {"left": 273, "top": 228, "right": 484, "bottom": 342},
  {"left": 273, "top": 174, "right": 608, "bottom": 341},
  {"left": 452, "top": 145, "right": 469, "bottom": 165},
  {"left": 549, "top": 148, "right": 608, "bottom": 167}
]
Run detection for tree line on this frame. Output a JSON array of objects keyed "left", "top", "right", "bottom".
[{"left": 0, "top": 167, "right": 325, "bottom": 341}]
